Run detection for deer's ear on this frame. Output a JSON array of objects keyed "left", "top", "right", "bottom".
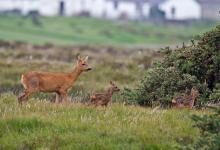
[
  {"left": 85, "top": 56, "right": 89, "bottom": 61},
  {"left": 78, "top": 56, "right": 81, "bottom": 60},
  {"left": 110, "top": 81, "right": 114, "bottom": 85}
]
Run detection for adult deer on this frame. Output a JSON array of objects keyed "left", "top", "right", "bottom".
[{"left": 18, "top": 56, "right": 92, "bottom": 104}]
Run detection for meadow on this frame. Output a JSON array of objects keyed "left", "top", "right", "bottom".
[
  {"left": 0, "top": 93, "right": 207, "bottom": 150},
  {"left": 0, "top": 41, "right": 162, "bottom": 95},
  {"left": 0, "top": 16, "right": 216, "bottom": 149},
  {"left": 0, "top": 41, "right": 209, "bottom": 150},
  {"left": 0, "top": 16, "right": 217, "bottom": 45}
]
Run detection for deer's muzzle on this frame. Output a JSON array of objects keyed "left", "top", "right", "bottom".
[{"left": 86, "top": 67, "right": 92, "bottom": 71}]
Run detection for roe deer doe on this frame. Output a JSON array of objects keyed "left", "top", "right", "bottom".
[
  {"left": 18, "top": 56, "right": 92, "bottom": 104},
  {"left": 171, "top": 87, "right": 199, "bottom": 109},
  {"left": 90, "top": 81, "right": 120, "bottom": 106}
]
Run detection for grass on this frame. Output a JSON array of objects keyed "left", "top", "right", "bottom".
[
  {"left": 0, "top": 44, "right": 156, "bottom": 98},
  {"left": 0, "top": 93, "right": 208, "bottom": 150},
  {"left": 0, "top": 25, "right": 213, "bottom": 149},
  {"left": 0, "top": 15, "right": 217, "bottom": 45}
]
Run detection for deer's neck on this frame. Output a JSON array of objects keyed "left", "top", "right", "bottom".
[
  {"left": 192, "top": 94, "right": 197, "bottom": 102},
  {"left": 69, "top": 67, "right": 82, "bottom": 83},
  {"left": 106, "top": 88, "right": 114, "bottom": 97}
]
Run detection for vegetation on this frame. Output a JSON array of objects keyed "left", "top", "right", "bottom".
[
  {"left": 209, "top": 84, "right": 220, "bottom": 104},
  {"left": 123, "top": 23, "right": 220, "bottom": 107},
  {"left": 180, "top": 107, "right": 220, "bottom": 150},
  {"left": 0, "top": 15, "right": 219, "bottom": 149},
  {"left": 0, "top": 43, "right": 159, "bottom": 102},
  {"left": 0, "top": 93, "right": 207, "bottom": 150},
  {"left": 0, "top": 15, "right": 217, "bottom": 45}
]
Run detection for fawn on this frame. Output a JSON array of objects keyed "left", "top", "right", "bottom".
[
  {"left": 90, "top": 81, "right": 120, "bottom": 106},
  {"left": 171, "top": 87, "right": 199, "bottom": 109},
  {"left": 18, "top": 56, "right": 92, "bottom": 104}
]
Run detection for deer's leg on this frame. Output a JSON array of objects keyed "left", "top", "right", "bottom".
[
  {"left": 55, "top": 93, "right": 61, "bottom": 104},
  {"left": 62, "top": 93, "right": 69, "bottom": 104},
  {"left": 18, "top": 90, "right": 33, "bottom": 104},
  {"left": 59, "top": 90, "right": 69, "bottom": 104},
  {"left": 18, "top": 91, "right": 26, "bottom": 104},
  {"left": 18, "top": 77, "right": 39, "bottom": 104},
  {"left": 104, "top": 102, "right": 108, "bottom": 107}
]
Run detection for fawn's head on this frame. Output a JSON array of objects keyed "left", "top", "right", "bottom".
[
  {"left": 76, "top": 56, "right": 92, "bottom": 72},
  {"left": 191, "top": 87, "right": 199, "bottom": 99},
  {"left": 171, "top": 98, "right": 177, "bottom": 104},
  {"left": 109, "top": 81, "right": 120, "bottom": 93}
]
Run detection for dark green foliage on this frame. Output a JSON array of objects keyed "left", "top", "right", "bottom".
[
  {"left": 122, "top": 64, "right": 209, "bottom": 107},
  {"left": 181, "top": 107, "right": 220, "bottom": 150},
  {"left": 123, "top": 24, "right": 220, "bottom": 107},
  {"left": 209, "top": 84, "right": 220, "bottom": 104},
  {"left": 163, "top": 26, "right": 220, "bottom": 90}
]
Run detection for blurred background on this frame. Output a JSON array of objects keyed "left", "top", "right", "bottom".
[{"left": 0, "top": 0, "right": 219, "bottom": 101}]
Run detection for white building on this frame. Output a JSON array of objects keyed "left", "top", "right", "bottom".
[
  {"left": 0, "top": 0, "right": 151, "bottom": 20},
  {"left": 0, "top": 0, "right": 202, "bottom": 20},
  {"left": 104, "top": 0, "right": 150, "bottom": 20},
  {"left": 159, "top": 0, "right": 201, "bottom": 20},
  {"left": 0, "top": 0, "right": 38, "bottom": 14}
]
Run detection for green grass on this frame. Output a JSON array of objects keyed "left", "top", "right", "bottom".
[
  {"left": 0, "top": 93, "right": 208, "bottom": 150},
  {"left": 0, "top": 16, "right": 217, "bottom": 45}
]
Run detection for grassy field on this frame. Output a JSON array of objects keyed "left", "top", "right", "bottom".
[
  {"left": 0, "top": 93, "right": 208, "bottom": 150},
  {"left": 0, "top": 43, "right": 160, "bottom": 97},
  {"left": 0, "top": 15, "right": 217, "bottom": 45},
  {"left": 0, "top": 16, "right": 215, "bottom": 149}
]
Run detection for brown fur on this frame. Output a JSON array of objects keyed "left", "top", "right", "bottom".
[
  {"left": 171, "top": 87, "right": 199, "bottom": 109},
  {"left": 90, "top": 81, "right": 120, "bottom": 106},
  {"left": 18, "top": 56, "right": 92, "bottom": 104}
]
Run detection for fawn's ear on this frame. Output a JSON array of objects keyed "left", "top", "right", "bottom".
[
  {"left": 85, "top": 56, "right": 89, "bottom": 61},
  {"left": 110, "top": 81, "right": 114, "bottom": 85},
  {"left": 77, "top": 55, "right": 81, "bottom": 60}
]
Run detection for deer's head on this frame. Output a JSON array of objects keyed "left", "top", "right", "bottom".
[
  {"left": 76, "top": 56, "right": 92, "bottom": 72},
  {"left": 109, "top": 81, "right": 120, "bottom": 92},
  {"left": 171, "top": 98, "right": 177, "bottom": 104},
  {"left": 191, "top": 87, "right": 199, "bottom": 99}
]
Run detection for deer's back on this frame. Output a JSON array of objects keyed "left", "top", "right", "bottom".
[
  {"left": 90, "top": 92, "right": 111, "bottom": 106},
  {"left": 21, "top": 71, "right": 71, "bottom": 92}
]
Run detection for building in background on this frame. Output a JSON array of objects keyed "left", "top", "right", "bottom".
[
  {"left": 159, "top": 0, "right": 201, "bottom": 20},
  {"left": 0, "top": 0, "right": 218, "bottom": 21},
  {"left": 197, "top": 0, "right": 220, "bottom": 20},
  {"left": 103, "top": 0, "right": 150, "bottom": 20},
  {"left": 0, "top": 0, "right": 39, "bottom": 15}
]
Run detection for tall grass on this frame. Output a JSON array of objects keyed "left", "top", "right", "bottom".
[{"left": 0, "top": 93, "right": 207, "bottom": 149}]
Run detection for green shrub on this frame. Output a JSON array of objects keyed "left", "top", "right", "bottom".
[
  {"left": 122, "top": 24, "right": 220, "bottom": 107},
  {"left": 122, "top": 64, "right": 209, "bottom": 107},
  {"left": 164, "top": 25, "right": 220, "bottom": 90},
  {"left": 209, "top": 84, "right": 220, "bottom": 104},
  {"left": 180, "top": 107, "right": 220, "bottom": 150}
]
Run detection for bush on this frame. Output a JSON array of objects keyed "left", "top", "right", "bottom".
[
  {"left": 181, "top": 107, "right": 220, "bottom": 150},
  {"left": 209, "top": 84, "right": 220, "bottom": 104},
  {"left": 123, "top": 24, "right": 220, "bottom": 107},
  {"left": 122, "top": 64, "right": 209, "bottom": 107}
]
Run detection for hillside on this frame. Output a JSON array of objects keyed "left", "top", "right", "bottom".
[{"left": 0, "top": 16, "right": 216, "bottom": 45}]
